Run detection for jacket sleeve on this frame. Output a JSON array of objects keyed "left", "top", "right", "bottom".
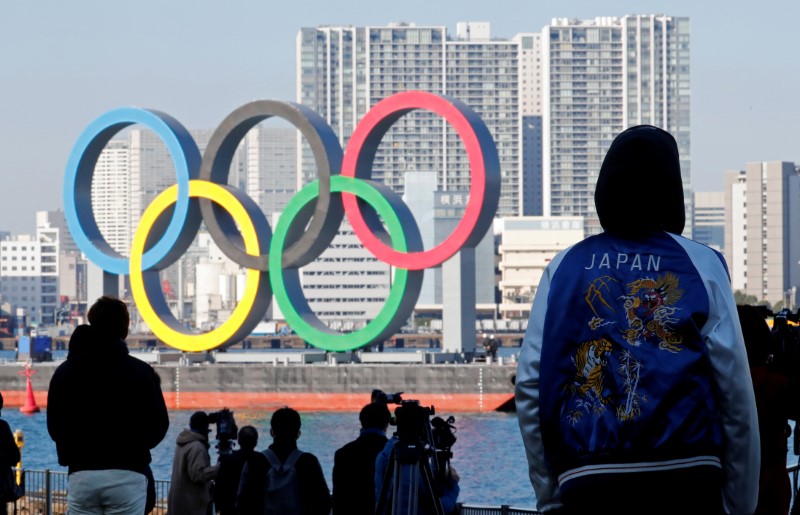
[
  {"left": 374, "top": 438, "right": 394, "bottom": 509},
  {"left": 142, "top": 366, "right": 169, "bottom": 450},
  {"left": 439, "top": 474, "right": 460, "bottom": 514},
  {"left": 299, "top": 453, "right": 331, "bottom": 515},
  {"left": 331, "top": 448, "right": 346, "bottom": 514},
  {"left": 46, "top": 365, "right": 71, "bottom": 466},
  {"left": 676, "top": 238, "right": 760, "bottom": 515},
  {"left": 0, "top": 420, "right": 19, "bottom": 467},
  {"left": 515, "top": 252, "right": 567, "bottom": 513},
  {"left": 186, "top": 441, "right": 218, "bottom": 484}
]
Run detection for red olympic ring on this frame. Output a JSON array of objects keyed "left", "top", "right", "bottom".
[{"left": 341, "top": 91, "right": 498, "bottom": 270}]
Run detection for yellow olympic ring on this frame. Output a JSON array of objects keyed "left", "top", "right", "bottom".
[{"left": 129, "top": 180, "right": 265, "bottom": 352}]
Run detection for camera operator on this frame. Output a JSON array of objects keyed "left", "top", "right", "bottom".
[
  {"left": 168, "top": 412, "right": 220, "bottom": 515},
  {"left": 374, "top": 403, "right": 460, "bottom": 515}
]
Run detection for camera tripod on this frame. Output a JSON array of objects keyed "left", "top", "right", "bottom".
[{"left": 374, "top": 439, "right": 446, "bottom": 515}]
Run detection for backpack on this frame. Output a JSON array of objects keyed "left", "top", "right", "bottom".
[{"left": 262, "top": 448, "right": 303, "bottom": 514}]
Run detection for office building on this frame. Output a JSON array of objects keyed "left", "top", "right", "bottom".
[
  {"left": 724, "top": 162, "right": 800, "bottom": 307},
  {"left": 542, "top": 15, "right": 691, "bottom": 235},
  {"left": 692, "top": 191, "right": 724, "bottom": 252}
]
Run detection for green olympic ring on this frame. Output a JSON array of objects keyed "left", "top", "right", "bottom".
[{"left": 270, "top": 176, "right": 423, "bottom": 351}]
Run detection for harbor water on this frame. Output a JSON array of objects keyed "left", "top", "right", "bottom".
[{"left": 1, "top": 408, "right": 538, "bottom": 509}]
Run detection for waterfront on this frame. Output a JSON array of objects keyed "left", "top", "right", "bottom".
[{"left": 1, "top": 408, "right": 538, "bottom": 509}]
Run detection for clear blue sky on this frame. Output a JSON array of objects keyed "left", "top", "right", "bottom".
[{"left": 2, "top": 0, "right": 798, "bottom": 234}]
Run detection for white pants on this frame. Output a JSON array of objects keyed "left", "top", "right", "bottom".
[{"left": 68, "top": 469, "right": 147, "bottom": 515}]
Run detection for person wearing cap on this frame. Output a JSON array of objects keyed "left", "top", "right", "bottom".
[
  {"left": 515, "top": 125, "right": 760, "bottom": 514},
  {"left": 168, "top": 411, "right": 220, "bottom": 515}
]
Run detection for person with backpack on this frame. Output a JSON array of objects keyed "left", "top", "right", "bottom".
[{"left": 236, "top": 407, "right": 330, "bottom": 515}]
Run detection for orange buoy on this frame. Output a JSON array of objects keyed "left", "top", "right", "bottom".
[{"left": 18, "top": 362, "right": 40, "bottom": 415}]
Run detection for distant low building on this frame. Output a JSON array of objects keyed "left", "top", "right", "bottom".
[
  {"left": 0, "top": 212, "right": 61, "bottom": 326},
  {"left": 496, "top": 216, "right": 584, "bottom": 320}
]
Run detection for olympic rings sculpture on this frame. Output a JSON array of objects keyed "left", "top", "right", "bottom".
[{"left": 64, "top": 91, "right": 500, "bottom": 352}]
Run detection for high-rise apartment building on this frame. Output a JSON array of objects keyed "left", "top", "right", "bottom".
[
  {"left": 93, "top": 140, "right": 131, "bottom": 254},
  {"left": 724, "top": 162, "right": 800, "bottom": 307},
  {"left": 296, "top": 22, "right": 522, "bottom": 215},
  {"left": 514, "top": 32, "right": 544, "bottom": 216},
  {"left": 296, "top": 23, "right": 517, "bottom": 326},
  {"left": 542, "top": 15, "right": 691, "bottom": 235}
]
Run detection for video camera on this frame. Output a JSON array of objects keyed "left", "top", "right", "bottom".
[
  {"left": 208, "top": 408, "right": 238, "bottom": 456},
  {"left": 373, "top": 389, "right": 404, "bottom": 405},
  {"left": 391, "top": 400, "right": 456, "bottom": 492}
]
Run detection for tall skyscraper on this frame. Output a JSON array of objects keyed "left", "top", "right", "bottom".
[
  {"left": 92, "top": 139, "right": 130, "bottom": 255},
  {"left": 724, "top": 162, "right": 800, "bottom": 307},
  {"left": 541, "top": 15, "right": 691, "bottom": 235},
  {"left": 514, "top": 33, "right": 544, "bottom": 216},
  {"left": 296, "top": 22, "right": 522, "bottom": 215}
]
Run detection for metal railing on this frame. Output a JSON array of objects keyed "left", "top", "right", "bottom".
[
  {"left": 7, "top": 470, "right": 172, "bottom": 515},
  {"left": 9, "top": 464, "right": 800, "bottom": 515}
]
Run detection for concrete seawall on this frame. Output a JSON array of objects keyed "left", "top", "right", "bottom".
[{"left": 0, "top": 362, "right": 517, "bottom": 413}]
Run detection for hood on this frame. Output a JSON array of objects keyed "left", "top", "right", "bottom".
[
  {"left": 67, "top": 324, "right": 129, "bottom": 359},
  {"left": 594, "top": 125, "right": 685, "bottom": 236},
  {"left": 176, "top": 428, "right": 210, "bottom": 447}
]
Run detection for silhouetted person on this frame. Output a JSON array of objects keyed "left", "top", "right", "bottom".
[
  {"left": 237, "top": 407, "right": 331, "bottom": 515},
  {"left": 332, "top": 403, "right": 391, "bottom": 515},
  {"left": 47, "top": 296, "right": 168, "bottom": 514},
  {"left": 738, "top": 304, "right": 792, "bottom": 515},
  {"left": 0, "top": 392, "right": 20, "bottom": 515},
  {"left": 516, "top": 125, "right": 760, "bottom": 515},
  {"left": 168, "top": 411, "right": 219, "bottom": 515},
  {"left": 214, "top": 426, "right": 259, "bottom": 515},
  {"left": 484, "top": 334, "right": 499, "bottom": 360}
]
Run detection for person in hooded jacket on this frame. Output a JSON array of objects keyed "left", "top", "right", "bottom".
[
  {"left": 168, "top": 411, "right": 220, "bottom": 515},
  {"left": 47, "top": 296, "right": 169, "bottom": 515},
  {"left": 515, "top": 125, "right": 760, "bottom": 515}
]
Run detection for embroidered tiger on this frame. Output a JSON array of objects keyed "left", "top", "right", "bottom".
[{"left": 573, "top": 338, "right": 613, "bottom": 404}]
